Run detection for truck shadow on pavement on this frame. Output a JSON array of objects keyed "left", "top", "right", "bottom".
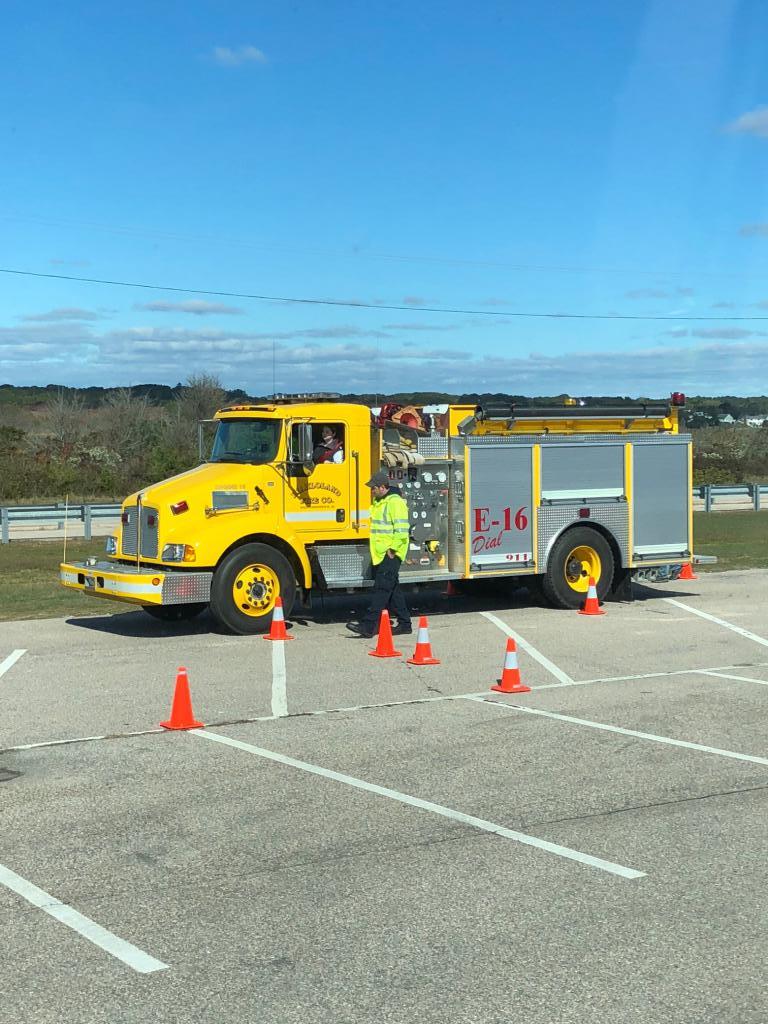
[
  {"left": 64, "top": 610, "right": 220, "bottom": 638},
  {"left": 62, "top": 580, "right": 695, "bottom": 638}
]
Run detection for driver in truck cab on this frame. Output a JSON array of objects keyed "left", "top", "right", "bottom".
[{"left": 313, "top": 425, "right": 344, "bottom": 464}]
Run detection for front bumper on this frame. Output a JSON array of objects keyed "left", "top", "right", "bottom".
[{"left": 60, "top": 561, "right": 213, "bottom": 606}]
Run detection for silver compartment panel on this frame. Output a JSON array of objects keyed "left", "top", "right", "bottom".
[{"left": 538, "top": 502, "right": 630, "bottom": 568}]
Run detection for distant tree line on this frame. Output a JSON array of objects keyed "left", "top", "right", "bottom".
[
  {"left": 0, "top": 375, "right": 227, "bottom": 502},
  {"left": 0, "top": 383, "right": 767, "bottom": 501}
]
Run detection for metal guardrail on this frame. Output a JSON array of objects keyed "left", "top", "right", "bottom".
[
  {"left": 0, "top": 503, "right": 121, "bottom": 543},
  {"left": 0, "top": 484, "right": 764, "bottom": 544},
  {"left": 693, "top": 484, "right": 768, "bottom": 512}
]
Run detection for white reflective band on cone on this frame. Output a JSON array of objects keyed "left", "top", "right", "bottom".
[{"left": 417, "top": 627, "right": 429, "bottom": 643}]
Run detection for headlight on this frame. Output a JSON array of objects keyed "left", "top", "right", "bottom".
[
  {"left": 105, "top": 535, "right": 117, "bottom": 555},
  {"left": 162, "top": 543, "right": 196, "bottom": 562}
]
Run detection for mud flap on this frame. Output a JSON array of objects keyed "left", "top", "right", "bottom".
[{"left": 607, "top": 566, "right": 634, "bottom": 603}]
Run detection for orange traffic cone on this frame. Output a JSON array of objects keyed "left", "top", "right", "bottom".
[
  {"left": 444, "top": 580, "right": 459, "bottom": 598},
  {"left": 368, "top": 609, "right": 402, "bottom": 659},
  {"left": 578, "top": 577, "right": 605, "bottom": 616},
  {"left": 263, "top": 597, "right": 294, "bottom": 641},
  {"left": 491, "top": 638, "right": 530, "bottom": 694},
  {"left": 160, "top": 667, "right": 204, "bottom": 730},
  {"left": 407, "top": 616, "right": 441, "bottom": 666},
  {"left": 679, "top": 562, "right": 698, "bottom": 580}
]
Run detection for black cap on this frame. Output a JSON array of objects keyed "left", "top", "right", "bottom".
[{"left": 366, "top": 470, "right": 390, "bottom": 488}]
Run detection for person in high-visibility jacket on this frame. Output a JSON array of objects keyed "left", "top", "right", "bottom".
[{"left": 346, "top": 470, "right": 412, "bottom": 638}]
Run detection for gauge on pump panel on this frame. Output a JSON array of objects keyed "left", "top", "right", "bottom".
[
  {"left": 422, "top": 472, "right": 433, "bottom": 482},
  {"left": 436, "top": 471, "right": 447, "bottom": 483}
]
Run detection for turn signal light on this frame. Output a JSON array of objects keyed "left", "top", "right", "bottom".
[
  {"left": 171, "top": 500, "right": 189, "bottom": 515},
  {"left": 578, "top": 507, "right": 591, "bottom": 518}
]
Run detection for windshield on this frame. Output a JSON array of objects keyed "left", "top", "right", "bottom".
[{"left": 210, "top": 419, "right": 282, "bottom": 464}]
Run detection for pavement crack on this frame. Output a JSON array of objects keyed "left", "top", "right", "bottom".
[{"left": 516, "top": 780, "right": 768, "bottom": 832}]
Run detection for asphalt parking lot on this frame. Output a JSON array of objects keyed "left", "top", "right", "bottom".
[{"left": 1, "top": 571, "right": 767, "bottom": 1023}]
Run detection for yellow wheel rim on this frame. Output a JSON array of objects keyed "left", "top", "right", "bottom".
[
  {"left": 564, "top": 545, "right": 601, "bottom": 594},
  {"left": 232, "top": 564, "right": 280, "bottom": 617}
]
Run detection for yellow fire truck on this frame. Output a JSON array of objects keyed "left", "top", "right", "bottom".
[{"left": 60, "top": 393, "right": 694, "bottom": 633}]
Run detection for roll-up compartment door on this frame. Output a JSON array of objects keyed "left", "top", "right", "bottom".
[
  {"left": 541, "top": 444, "right": 625, "bottom": 500},
  {"left": 468, "top": 446, "right": 533, "bottom": 568},
  {"left": 632, "top": 443, "right": 690, "bottom": 557}
]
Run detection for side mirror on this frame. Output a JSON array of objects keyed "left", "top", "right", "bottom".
[
  {"left": 198, "top": 418, "right": 218, "bottom": 462},
  {"left": 290, "top": 422, "right": 315, "bottom": 471}
]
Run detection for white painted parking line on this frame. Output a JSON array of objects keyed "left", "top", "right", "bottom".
[
  {"left": 194, "top": 729, "right": 645, "bottom": 879},
  {"left": 480, "top": 612, "right": 575, "bottom": 686},
  {"left": 270, "top": 641, "right": 288, "bottom": 718},
  {"left": 462, "top": 696, "right": 768, "bottom": 767},
  {"left": 697, "top": 670, "right": 768, "bottom": 688},
  {"left": 0, "top": 649, "right": 26, "bottom": 680},
  {"left": 568, "top": 663, "right": 768, "bottom": 687},
  {"left": 665, "top": 598, "right": 768, "bottom": 649},
  {"left": 0, "top": 862, "right": 168, "bottom": 974}
]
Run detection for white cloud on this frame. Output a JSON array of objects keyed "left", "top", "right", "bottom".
[
  {"left": 625, "top": 288, "right": 694, "bottom": 301},
  {"left": 726, "top": 106, "right": 768, "bottom": 137},
  {"left": 212, "top": 45, "right": 267, "bottom": 67},
  {"left": 21, "top": 307, "right": 107, "bottom": 322},
  {"left": 382, "top": 322, "right": 462, "bottom": 332},
  {"left": 3, "top": 321, "right": 768, "bottom": 395},
  {"left": 134, "top": 301, "right": 245, "bottom": 316}
]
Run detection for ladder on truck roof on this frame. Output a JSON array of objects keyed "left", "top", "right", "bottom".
[{"left": 458, "top": 394, "right": 685, "bottom": 436}]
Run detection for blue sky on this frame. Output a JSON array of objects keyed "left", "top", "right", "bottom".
[{"left": 3, "top": 0, "right": 768, "bottom": 396}]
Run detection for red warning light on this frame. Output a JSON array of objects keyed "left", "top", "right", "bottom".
[{"left": 671, "top": 392, "right": 686, "bottom": 407}]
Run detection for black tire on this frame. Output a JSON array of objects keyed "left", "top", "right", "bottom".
[
  {"left": 541, "top": 526, "right": 615, "bottom": 610},
  {"left": 142, "top": 603, "right": 207, "bottom": 622},
  {"left": 209, "top": 543, "right": 296, "bottom": 635}
]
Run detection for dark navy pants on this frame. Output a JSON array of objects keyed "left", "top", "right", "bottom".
[{"left": 361, "top": 554, "right": 411, "bottom": 630}]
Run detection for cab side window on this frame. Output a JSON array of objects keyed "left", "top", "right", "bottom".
[{"left": 312, "top": 423, "right": 345, "bottom": 465}]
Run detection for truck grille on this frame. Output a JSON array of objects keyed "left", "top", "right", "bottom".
[{"left": 121, "top": 505, "right": 159, "bottom": 558}]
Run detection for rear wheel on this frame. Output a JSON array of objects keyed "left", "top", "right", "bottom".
[
  {"left": 210, "top": 543, "right": 296, "bottom": 635},
  {"left": 142, "top": 603, "right": 207, "bottom": 622},
  {"left": 541, "top": 527, "right": 614, "bottom": 610}
]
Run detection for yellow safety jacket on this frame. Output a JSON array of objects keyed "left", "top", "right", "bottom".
[{"left": 369, "top": 489, "right": 410, "bottom": 565}]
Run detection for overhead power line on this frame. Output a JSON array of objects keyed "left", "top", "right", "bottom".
[
  {"left": 6, "top": 213, "right": 768, "bottom": 280},
  {"left": 2, "top": 265, "right": 768, "bottom": 321}
]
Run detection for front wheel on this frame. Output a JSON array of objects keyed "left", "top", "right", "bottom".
[
  {"left": 541, "top": 527, "right": 614, "bottom": 610},
  {"left": 210, "top": 543, "right": 296, "bottom": 635}
]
